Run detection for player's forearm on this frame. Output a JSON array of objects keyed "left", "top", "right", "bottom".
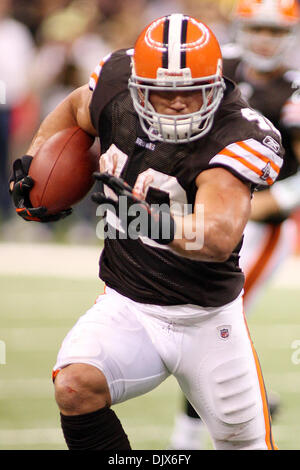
[{"left": 170, "top": 213, "right": 238, "bottom": 262}]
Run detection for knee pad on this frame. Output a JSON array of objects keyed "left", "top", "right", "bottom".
[
  {"left": 209, "top": 357, "right": 261, "bottom": 426},
  {"left": 214, "top": 436, "right": 269, "bottom": 450}
]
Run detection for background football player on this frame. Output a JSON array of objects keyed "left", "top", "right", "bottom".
[{"left": 169, "top": 0, "right": 300, "bottom": 450}]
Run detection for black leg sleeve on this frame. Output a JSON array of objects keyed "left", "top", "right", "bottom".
[
  {"left": 60, "top": 406, "right": 131, "bottom": 450},
  {"left": 184, "top": 397, "right": 201, "bottom": 420}
]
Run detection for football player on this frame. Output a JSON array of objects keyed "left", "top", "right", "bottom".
[
  {"left": 10, "top": 13, "right": 284, "bottom": 450},
  {"left": 169, "top": 0, "right": 300, "bottom": 450}
]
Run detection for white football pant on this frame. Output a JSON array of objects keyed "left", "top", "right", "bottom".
[{"left": 54, "top": 286, "right": 276, "bottom": 450}]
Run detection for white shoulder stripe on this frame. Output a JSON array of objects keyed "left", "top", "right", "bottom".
[
  {"left": 209, "top": 138, "right": 283, "bottom": 186},
  {"left": 88, "top": 52, "right": 112, "bottom": 91},
  {"left": 244, "top": 138, "right": 283, "bottom": 167},
  {"left": 209, "top": 155, "right": 272, "bottom": 185},
  {"left": 224, "top": 142, "right": 279, "bottom": 178},
  {"left": 89, "top": 76, "right": 96, "bottom": 91}
]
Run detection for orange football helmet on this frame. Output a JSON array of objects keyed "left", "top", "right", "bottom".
[
  {"left": 235, "top": 0, "right": 300, "bottom": 26},
  {"left": 128, "top": 14, "right": 225, "bottom": 143},
  {"left": 233, "top": 0, "right": 300, "bottom": 71}
]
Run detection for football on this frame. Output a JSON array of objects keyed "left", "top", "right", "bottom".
[{"left": 29, "top": 127, "right": 99, "bottom": 214}]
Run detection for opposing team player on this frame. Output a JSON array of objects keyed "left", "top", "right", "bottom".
[
  {"left": 169, "top": 0, "right": 300, "bottom": 450},
  {"left": 10, "top": 14, "right": 284, "bottom": 450}
]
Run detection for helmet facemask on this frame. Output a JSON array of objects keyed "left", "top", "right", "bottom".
[{"left": 129, "top": 62, "right": 225, "bottom": 144}]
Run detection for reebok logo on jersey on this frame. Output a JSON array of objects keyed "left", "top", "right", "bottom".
[{"left": 263, "top": 136, "right": 280, "bottom": 153}]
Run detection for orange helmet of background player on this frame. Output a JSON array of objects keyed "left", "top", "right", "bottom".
[
  {"left": 235, "top": 0, "right": 300, "bottom": 26},
  {"left": 233, "top": 0, "right": 300, "bottom": 71},
  {"left": 128, "top": 14, "right": 225, "bottom": 143}
]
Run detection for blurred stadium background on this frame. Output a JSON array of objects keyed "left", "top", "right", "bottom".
[{"left": 1, "top": 0, "right": 300, "bottom": 450}]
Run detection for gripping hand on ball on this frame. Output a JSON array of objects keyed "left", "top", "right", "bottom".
[
  {"left": 92, "top": 172, "right": 175, "bottom": 245},
  {"left": 10, "top": 157, "right": 72, "bottom": 222}
]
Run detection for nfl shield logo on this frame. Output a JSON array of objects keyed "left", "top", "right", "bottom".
[
  {"left": 217, "top": 325, "right": 231, "bottom": 340},
  {"left": 220, "top": 328, "right": 229, "bottom": 339}
]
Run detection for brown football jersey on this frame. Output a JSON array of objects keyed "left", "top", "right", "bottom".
[{"left": 88, "top": 49, "right": 284, "bottom": 307}]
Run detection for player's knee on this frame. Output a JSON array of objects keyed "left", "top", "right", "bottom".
[
  {"left": 214, "top": 436, "right": 269, "bottom": 450},
  {"left": 206, "top": 357, "right": 270, "bottom": 448},
  {"left": 210, "top": 357, "right": 260, "bottom": 426},
  {"left": 54, "top": 363, "right": 111, "bottom": 414}
]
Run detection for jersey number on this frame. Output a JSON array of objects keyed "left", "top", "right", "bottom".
[{"left": 241, "top": 108, "right": 280, "bottom": 136}]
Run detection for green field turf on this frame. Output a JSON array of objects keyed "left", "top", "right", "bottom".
[{"left": 0, "top": 274, "right": 300, "bottom": 450}]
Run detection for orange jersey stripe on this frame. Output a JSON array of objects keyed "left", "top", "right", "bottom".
[
  {"left": 219, "top": 148, "right": 274, "bottom": 185},
  {"left": 90, "top": 72, "right": 99, "bottom": 84},
  {"left": 237, "top": 141, "right": 281, "bottom": 175}
]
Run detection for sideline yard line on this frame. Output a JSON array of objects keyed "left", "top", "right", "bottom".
[{"left": 1, "top": 242, "right": 300, "bottom": 286}]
